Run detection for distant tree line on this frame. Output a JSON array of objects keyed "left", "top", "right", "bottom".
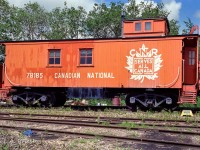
[{"left": 0, "top": 0, "right": 195, "bottom": 41}]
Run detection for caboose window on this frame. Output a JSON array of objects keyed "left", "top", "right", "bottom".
[
  {"left": 145, "top": 22, "right": 151, "bottom": 31},
  {"left": 49, "top": 49, "right": 60, "bottom": 65},
  {"left": 135, "top": 22, "right": 141, "bottom": 31},
  {"left": 189, "top": 51, "right": 195, "bottom": 65},
  {"left": 80, "top": 49, "right": 93, "bottom": 65}
]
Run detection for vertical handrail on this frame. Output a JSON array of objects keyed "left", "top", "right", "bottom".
[
  {"left": 2, "top": 63, "right": 4, "bottom": 83},
  {"left": 182, "top": 59, "right": 185, "bottom": 83}
]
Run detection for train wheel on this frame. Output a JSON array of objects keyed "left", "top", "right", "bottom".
[
  {"left": 164, "top": 93, "right": 178, "bottom": 111},
  {"left": 125, "top": 94, "right": 137, "bottom": 111},
  {"left": 40, "top": 95, "right": 52, "bottom": 107},
  {"left": 40, "top": 92, "right": 56, "bottom": 107},
  {"left": 12, "top": 92, "right": 39, "bottom": 106},
  {"left": 41, "top": 92, "right": 66, "bottom": 107},
  {"left": 12, "top": 95, "right": 26, "bottom": 105}
]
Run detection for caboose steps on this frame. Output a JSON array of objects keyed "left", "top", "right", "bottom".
[
  {"left": 178, "top": 85, "right": 197, "bottom": 104},
  {"left": 179, "top": 90, "right": 197, "bottom": 104}
]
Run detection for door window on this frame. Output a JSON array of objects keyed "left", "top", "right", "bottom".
[{"left": 189, "top": 51, "right": 195, "bottom": 65}]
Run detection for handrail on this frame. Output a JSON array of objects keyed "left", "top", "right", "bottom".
[{"left": 182, "top": 59, "right": 185, "bottom": 83}]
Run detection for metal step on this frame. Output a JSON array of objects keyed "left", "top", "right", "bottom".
[{"left": 179, "top": 91, "right": 197, "bottom": 104}]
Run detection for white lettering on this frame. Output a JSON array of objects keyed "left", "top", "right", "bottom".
[
  {"left": 87, "top": 72, "right": 115, "bottom": 78},
  {"left": 54, "top": 73, "right": 80, "bottom": 78},
  {"left": 130, "top": 49, "right": 135, "bottom": 56},
  {"left": 26, "top": 73, "right": 43, "bottom": 79},
  {"left": 87, "top": 73, "right": 95, "bottom": 78},
  {"left": 151, "top": 48, "right": 158, "bottom": 56}
]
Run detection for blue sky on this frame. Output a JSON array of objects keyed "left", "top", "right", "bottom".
[{"left": 7, "top": 0, "right": 200, "bottom": 32}]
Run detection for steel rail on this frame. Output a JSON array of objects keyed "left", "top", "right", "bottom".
[
  {"left": 0, "top": 112, "right": 199, "bottom": 123},
  {"left": 0, "top": 125, "right": 200, "bottom": 149},
  {"left": 0, "top": 116, "right": 200, "bottom": 136},
  {"left": 1, "top": 104, "right": 200, "bottom": 112},
  {"left": 1, "top": 115, "right": 199, "bottom": 129}
]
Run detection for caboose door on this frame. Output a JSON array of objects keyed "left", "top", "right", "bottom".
[{"left": 183, "top": 47, "right": 196, "bottom": 84}]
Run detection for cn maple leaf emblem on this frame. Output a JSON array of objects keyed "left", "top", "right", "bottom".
[{"left": 125, "top": 44, "right": 163, "bottom": 83}]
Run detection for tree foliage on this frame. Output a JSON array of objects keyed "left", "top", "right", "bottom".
[
  {"left": 17, "top": 2, "right": 49, "bottom": 40},
  {"left": 86, "top": 2, "right": 123, "bottom": 38},
  {"left": 169, "top": 19, "right": 180, "bottom": 35},
  {"left": 0, "top": 0, "right": 195, "bottom": 40},
  {"left": 182, "top": 18, "right": 194, "bottom": 34},
  {"left": 66, "top": 6, "right": 87, "bottom": 39},
  {"left": 0, "top": 0, "right": 12, "bottom": 40},
  {"left": 47, "top": 7, "right": 69, "bottom": 39},
  {"left": 125, "top": 0, "right": 169, "bottom": 19}
]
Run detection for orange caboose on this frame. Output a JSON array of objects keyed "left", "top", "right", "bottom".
[{"left": 0, "top": 17, "right": 199, "bottom": 109}]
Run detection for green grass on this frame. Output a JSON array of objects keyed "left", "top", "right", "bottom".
[
  {"left": 179, "top": 97, "right": 200, "bottom": 108},
  {"left": 119, "top": 121, "right": 139, "bottom": 129},
  {"left": 88, "top": 98, "right": 126, "bottom": 106},
  {"left": 69, "top": 96, "right": 126, "bottom": 106},
  {"left": 88, "top": 98, "right": 112, "bottom": 106},
  {"left": 0, "top": 144, "right": 9, "bottom": 150}
]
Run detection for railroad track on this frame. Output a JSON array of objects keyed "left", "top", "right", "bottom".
[
  {"left": 1, "top": 103, "right": 200, "bottom": 112},
  {"left": 0, "top": 114, "right": 199, "bottom": 135},
  {"left": 2, "top": 117, "right": 200, "bottom": 135},
  {"left": 0, "top": 112, "right": 199, "bottom": 124},
  {"left": 0, "top": 112, "right": 200, "bottom": 149},
  {"left": 0, "top": 125, "right": 200, "bottom": 149}
]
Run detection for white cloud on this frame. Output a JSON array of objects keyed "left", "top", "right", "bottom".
[
  {"left": 7, "top": 0, "right": 98, "bottom": 11},
  {"left": 162, "top": 0, "right": 182, "bottom": 20}
]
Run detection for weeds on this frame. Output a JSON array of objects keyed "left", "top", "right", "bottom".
[
  {"left": 0, "top": 144, "right": 8, "bottom": 150},
  {"left": 100, "top": 121, "right": 110, "bottom": 126},
  {"left": 119, "top": 121, "right": 138, "bottom": 129}
]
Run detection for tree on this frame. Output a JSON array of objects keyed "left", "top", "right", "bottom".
[
  {"left": 66, "top": 6, "right": 87, "bottom": 39},
  {"left": 86, "top": 3, "right": 111, "bottom": 38},
  {"left": 128, "top": 1, "right": 169, "bottom": 19},
  {"left": 182, "top": 18, "right": 194, "bottom": 34},
  {"left": 107, "top": 2, "right": 124, "bottom": 37},
  {"left": 46, "top": 7, "right": 69, "bottom": 39},
  {"left": 0, "top": 0, "right": 12, "bottom": 40},
  {"left": 86, "top": 2, "right": 123, "bottom": 38},
  {"left": 8, "top": 6, "right": 26, "bottom": 40},
  {"left": 47, "top": 5, "right": 87, "bottom": 39},
  {"left": 0, "top": 0, "right": 182, "bottom": 40},
  {"left": 86, "top": 1, "right": 179, "bottom": 38},
  {"left": 125, "top": 0, "right": 169, "bottom": 19},
  {"left": 18, "top": 2, "right": 49, "bottom": 40},
  {"left": 169, "top": 19, "right": 180, "bottom": 35},
  {"left": 125, "top": 0, "right": 140, "bottom": 19}
]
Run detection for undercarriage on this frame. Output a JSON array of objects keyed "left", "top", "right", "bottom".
[
  {"left": 125, "top": 89, "right": 179, "bottom": 111},
  {"left": 11, "top": 88, "right": 66, "bottom": 107}
]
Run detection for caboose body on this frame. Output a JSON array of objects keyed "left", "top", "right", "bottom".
[{"left": 0, "top": 18, "right": 199, "bottom": 109}]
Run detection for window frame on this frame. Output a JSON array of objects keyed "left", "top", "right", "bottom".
[
  {"left": 79, "top": 48, "right": 93, "bottom": 67},
  {"left": 48, "top": 49, "right": 61, "bottom": 67},
  {"left": 189, "top": 50, "right": 195, "bottom": 66},
  {"left": 135, "top": 22, "right": 142, "bottom": 32},
  {"left": 145, "top": 21, "right": 152, "bottom": 31}
]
